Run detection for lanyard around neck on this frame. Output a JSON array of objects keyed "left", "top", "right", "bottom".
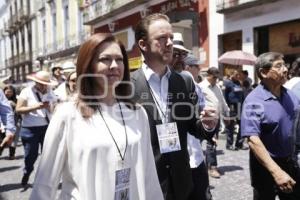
[
  {"left": 97, "top": 100, "right": 128, "bottom": 161},
  {"left": 143, "top": 72, "right": 171, "bottom": 121},
  {"left": 147, "top": 84, "right": 170, "bottom": 120}
]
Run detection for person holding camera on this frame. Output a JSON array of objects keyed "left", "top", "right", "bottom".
[{"left": 16, "top": 71, "right": 57, "bottom": 187}]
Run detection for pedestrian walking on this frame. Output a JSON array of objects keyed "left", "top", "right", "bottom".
[
  {"left": 54, "top": 70, "right": 77, "bottom": 102},
  {"left": 16, "top": 71, "right": 57, "bottom": 186},
  {"left": 171, "top": 33, "right": 213, "bottom": 200},
  {"left": 3, "top": 85, "right": 21, "bottom": 159},
  {"left": 30, "top": 33, "right": 163, "bottom": 200},
  {"left": 241, "top": 52, "right": 300, "bottom": 200},
  {"left": 284, "top": 57, "right": 300, "bottom": 100},
  {"left": 199, "top": 67, "right": 231, "bottom": 179},
  {"left": 224, "top": 70, "right": 246, "bottom": 150},
  {"left": 0, "top": 88, "right": 16, "bottom": 155},
  {"left": 50, "top": 64, "right": 65, "bottom": 88},
  {"left": 131, "top": 13, "right": 216, "bottom": 200}
]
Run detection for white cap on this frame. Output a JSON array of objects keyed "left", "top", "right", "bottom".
[{"left": 62, "top": 61, "right": 76, "bottom": 73}]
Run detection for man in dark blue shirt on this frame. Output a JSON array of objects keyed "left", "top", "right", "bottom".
[
  {"left": 241, "top": 52, "right": 300, "bottom": 200},
  {"left": 224, "top": 70, "right": 245, "bottom": 150}
]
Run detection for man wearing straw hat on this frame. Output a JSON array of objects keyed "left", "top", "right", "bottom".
[{"left": 16, "top": 71, "right": 57, "bottom": 187}]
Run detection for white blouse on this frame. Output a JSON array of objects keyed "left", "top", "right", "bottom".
[{"left": 30, "top": 102, "right": 163, "bottom": 200}]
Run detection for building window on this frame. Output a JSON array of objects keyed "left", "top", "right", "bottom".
[
  {"left": 50, "top": 2, "right": 57, "bottom": 51},
  {"left": 63, "top": 5, "right": 69, "bottom": 48},
  {"left": 78, "top": 8, "right": 83, "bottom": 42},
  {"left": 42, "top": 19, "right": 46, "bottom": 54}
]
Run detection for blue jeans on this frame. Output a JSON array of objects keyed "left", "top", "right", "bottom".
[
  {"left": 20, "top": 126, "right": 48, "bottom": 176},
  {"left": 206, "top": 121, "right": 220, "bottom": 167}
]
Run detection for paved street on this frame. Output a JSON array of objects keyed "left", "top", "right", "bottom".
[
  {"left": 0, "top": 135, "right": 253, "bottom": 200},
  {"left": 204, "top": 135, "right": 253, "bottom": 200}
]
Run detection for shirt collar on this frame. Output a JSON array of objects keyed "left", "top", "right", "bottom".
[
  {"left": 259, "top": 84, "right": 287, "bottom": 101},
  {"left": 202, "top": 78, "right": 213, "bottom": 88},
  {"left": 142, "top": 62, "right": 171, "bottom": 81}
]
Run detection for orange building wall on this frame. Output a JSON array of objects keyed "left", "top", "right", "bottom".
[{"left": 199, "top": 0, "right": 209, "bottom": 69}]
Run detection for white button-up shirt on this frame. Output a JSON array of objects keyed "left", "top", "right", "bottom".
[
  {"left": 142, "top": 63, "right": 171, "bottom": 123},
  {"left": 199, "top": 78, "right": 230, "bottom": 117}
]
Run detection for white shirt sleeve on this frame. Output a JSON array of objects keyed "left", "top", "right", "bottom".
[
  {"left": 30, "top": 103, "right": 69, "bottom": 200},
  {"left": 18, "top": 87, "right": 28, "bottom": 100}
]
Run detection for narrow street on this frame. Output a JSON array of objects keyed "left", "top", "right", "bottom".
[{"left": 0, "top": 134, "right": 254, "bottom": 200}]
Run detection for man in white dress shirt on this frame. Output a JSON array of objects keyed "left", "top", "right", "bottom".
[{"left": 199, "top": 67, "right": 230, "bottom": 178}]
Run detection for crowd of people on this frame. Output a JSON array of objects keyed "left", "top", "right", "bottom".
[{"left": 0, "top": 13, "right": 299, "bottom": 200}]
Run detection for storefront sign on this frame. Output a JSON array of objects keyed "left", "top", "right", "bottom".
[
  {"left": 159, "top": 0, "right": 197, "bottom": 14},
  {"left": 289, "top": 32, "right": 300, "bottom": 47},
  {"left": 129, "top": 57, "right": 142, "bottom": 70},
  {"left": 269, "top": 21, "right": 300, "bottom": 54}
]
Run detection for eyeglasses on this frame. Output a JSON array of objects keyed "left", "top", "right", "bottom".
[
  {"left": 173, "top": 51, "right": 187, "bottom": 59},
  {"left": 272, "top": 62, "right": 288, "bottom": 69}
]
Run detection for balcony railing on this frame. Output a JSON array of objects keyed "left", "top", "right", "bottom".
[
  {"left": 216, "top": 0, "right": 281, "bottom": 13},
  {"left": 83, "top": 0, "right": 136, "bottom": 24},
  {"left": 8, "top": 18, "right": 15, "bottom": 29},
  {"left": 4, "top": 21, "right": 9, "bottom": 32},
  {"left": 7, "top": 58, "right": 13, "bottom": 66},
  {"left": 13, "top": 14, "right": 19, "bottom": 25},
  {"left": 4, "top": 59, "right": 9, "bottom": 67},
  {"left": 13, "top": 55, "right": 19, "bottom": 65},
  {"left": 19, "top": 6, "right": 30, "bottom": 21},
  {"left": 19, "top": 53, "right": 24, "bottom": 63},
  {"left": 19, "top": 52, "right": 29, "bottom": 63}
]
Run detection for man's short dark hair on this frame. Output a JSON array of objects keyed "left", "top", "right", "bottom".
[
  {"left": 242, "top": 70, "right": 249, "bottom": 76},
  {"left": 255, "top": 52, "right": 284, "bottom": 79},
  {"left": 207, "top": 67, "right": 220, "bottom": 76},
  {"left": 134, "top": 13, "right": 170, "bottom": 44},
  {"left": 51, "top": 66, "right": 62, "bottom": 74}
]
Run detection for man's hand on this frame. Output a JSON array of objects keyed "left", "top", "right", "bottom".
[
  {"left": 200, "top": 107, "right": 218, "bottom": 130},
  {"left": 37, "top": 101, "right": 50, "bottom": 110},
  {"left": 272, "top": 168, "right": 296, "bottom": 193}
]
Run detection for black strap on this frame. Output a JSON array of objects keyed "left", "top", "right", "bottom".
[
  {"left": 35, "top": 92, "right": 50, "bottom": 123},
  {"left": 97, "top": 100, "right": 128, "bottom": 161}
]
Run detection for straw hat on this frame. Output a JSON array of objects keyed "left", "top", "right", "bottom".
[
  {"left": 173, "top": 32, "right": 190, "bottom": 53},
  {"left": 27, "top": 71, "right": 58, "bottom": 86}
]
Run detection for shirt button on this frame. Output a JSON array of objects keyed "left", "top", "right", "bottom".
[{"left": 166, "top": 165, "right": 170, "bottom": 169}]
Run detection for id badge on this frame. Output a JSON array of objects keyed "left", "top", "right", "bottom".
[
  {"left": 156, "top": 122, "right": 181, "bottom": 154},
  {"left": 115, "top": 163, "right": 131, "bottom": 200}
]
